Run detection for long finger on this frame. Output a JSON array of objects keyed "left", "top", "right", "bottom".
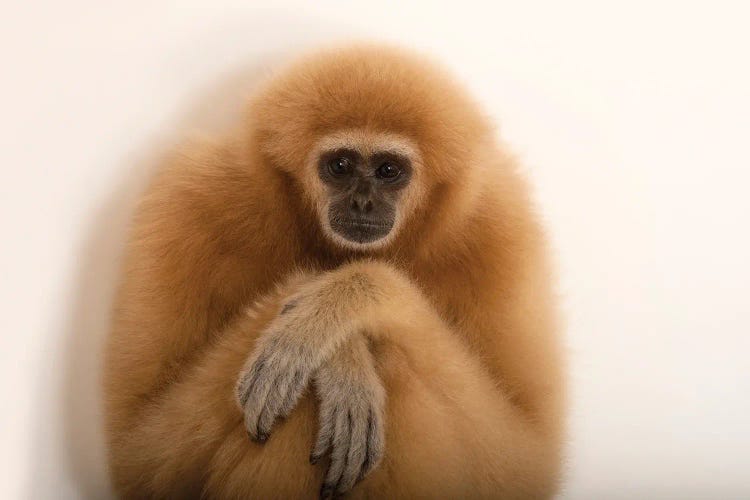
[
  {"left": 310, "top": 401, "right": 335, "bottom": 464},
  {"left": 278, "top": 368, "right": 308, "bottom": 419},
  {"left": 337, "top": 408, "right": 368, "bottom": 494},
  {"left": 360, "top": 407, "right": 385, "bottom": 481},
  {"left": 236, "top": 351, "right": 269, "bottom": 408},
  {"left": 241, "top": 363, "right": 277, "bottom": 442},
  {"left": 255, "top": 368, "right": 291, "bottom": 442},
  {"left": 320, "top": 409, "right": 351, "bottom": 499}
]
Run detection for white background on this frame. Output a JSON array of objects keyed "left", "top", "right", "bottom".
[{"left": 2, "top": 1, "right": 748, "bottom": 498}]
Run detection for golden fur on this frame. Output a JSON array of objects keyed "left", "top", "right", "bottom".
[{"left": 103, "top": 44, "right": 565, "bottom": 498}]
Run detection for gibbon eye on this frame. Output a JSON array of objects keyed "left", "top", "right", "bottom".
[
  {"left": 328, "top": 157, "right": 351, "bottom": 176},
  {"left": 376, "top": 162, "right": 401, "bottom": 179}
]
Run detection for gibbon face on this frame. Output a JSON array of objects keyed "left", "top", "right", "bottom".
[
  {"left": 250, "top": 44, "right": 492, "bottom": 252},
  {"left": 311, "top": 129, "right": 422, "bottom": 248}
]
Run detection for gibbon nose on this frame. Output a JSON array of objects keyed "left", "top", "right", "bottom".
[
  {"left": 350, "top": 194, "right": 374, "bottom": 213},
  {"left": 350, "top": 181, "right": 374, "bottom": 214}
]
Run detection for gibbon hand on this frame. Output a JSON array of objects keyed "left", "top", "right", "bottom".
[{"left": 235, "top": 267, "right": 387, "bottom": 497}]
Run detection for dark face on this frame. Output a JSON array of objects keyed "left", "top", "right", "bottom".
[{"left": 318, "top": 148, "right": 412, "bottom": 245}]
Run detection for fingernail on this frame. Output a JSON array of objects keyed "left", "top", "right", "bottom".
[{"left": 319, "top": 484, "right": 333, "bottom": 500}]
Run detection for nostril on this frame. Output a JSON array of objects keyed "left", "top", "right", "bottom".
[{"left": 350, "top": 195, "right": 374, "bottom": 214}]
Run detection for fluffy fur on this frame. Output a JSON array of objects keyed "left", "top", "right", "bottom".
[{"left": 103, "top": 44, "right": 565, "bottom": 499}]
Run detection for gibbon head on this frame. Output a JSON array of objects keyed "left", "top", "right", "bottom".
[
  {"left": 249, "top": 44, "right": 492, "bottom": 251},
  {"left": 312, "top": 129, "right": 418, "bottom": 247}
]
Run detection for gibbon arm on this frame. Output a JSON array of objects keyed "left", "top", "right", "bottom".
[{"left": 106, "top": 261, "right": 555, "bottom": 498}]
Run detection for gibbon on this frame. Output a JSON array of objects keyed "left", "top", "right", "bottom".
[{"left": 103, "top": 44, "right": 565, "bottom": 499}]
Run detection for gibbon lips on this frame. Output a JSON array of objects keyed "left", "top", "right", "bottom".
[{"left": 330, "top": 218, "right": 393, "bottom": 244}]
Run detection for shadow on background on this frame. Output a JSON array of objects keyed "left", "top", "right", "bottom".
[
  {"left": 22, "top": 10, "right": 380, "bottom": 493},
  {"left": 44, "top": 52, "right": 291, "bottom": 499}
]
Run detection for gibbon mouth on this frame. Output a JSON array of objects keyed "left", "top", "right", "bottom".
[{"left": 330, "top": 218, "right": 393, "bottom": 244}]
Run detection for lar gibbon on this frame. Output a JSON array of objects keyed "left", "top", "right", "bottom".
[{"left": 104, "top": 44, "right": 565, "bottom": 499}]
